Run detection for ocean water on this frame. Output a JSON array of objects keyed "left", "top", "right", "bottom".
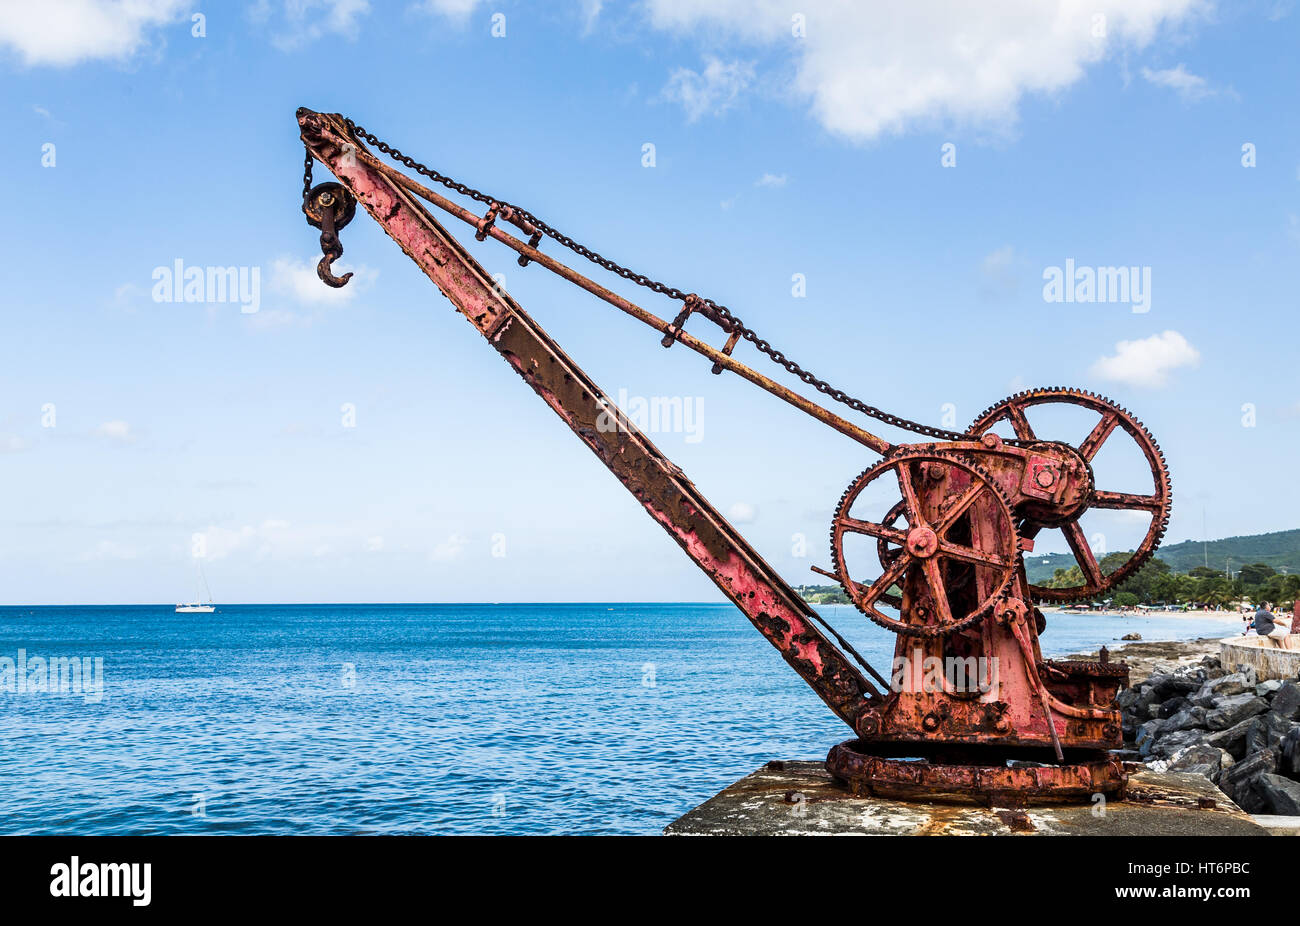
[{"left": 0, "top": 603, "right": 1238, "bottom": 835}]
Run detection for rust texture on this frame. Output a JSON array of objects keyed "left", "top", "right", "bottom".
[{"left": 296, "top": 110, "right": 1174, "bottom": 803}]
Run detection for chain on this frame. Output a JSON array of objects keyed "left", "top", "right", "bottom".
[
  {"left": 341, "top": 118, "right": 973, "bottom": 445},
  {"left": 302, "top": 146, "right": 314, "bottom": 201}
]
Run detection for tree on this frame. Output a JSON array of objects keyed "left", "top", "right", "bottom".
[
  {"left": 1239, "top": 562, "right": 1276, "bottom": 587},
  {"left": 1046, "top": 566, "right": 1083, "bottom": 589}
]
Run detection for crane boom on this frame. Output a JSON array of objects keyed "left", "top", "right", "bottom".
[{"left": 297, "top": 108, "right": 884, "bottom": 724}]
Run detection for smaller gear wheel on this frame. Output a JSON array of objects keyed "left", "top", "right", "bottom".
[{"left": 831, "top": 451, "right": 1020, "bottom": 637}]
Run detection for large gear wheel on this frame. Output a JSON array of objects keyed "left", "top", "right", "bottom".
[
  {"left": 967, "top": 387, "right": 1172, "bottom": 603},
  {"left": 831, "top": 451, "right": 1021, "bottom": 637}
]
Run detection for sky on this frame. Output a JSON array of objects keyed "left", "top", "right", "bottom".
[{"left": 0, "top": 0, "right": 1297, "bottom": 605}]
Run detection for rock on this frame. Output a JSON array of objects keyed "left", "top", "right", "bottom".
[
  {"left": 1121, "top": 632, "right": 1142, "bottom": 641},
  {"left": 1233, "top": 664, "right": 1258, "bottom": 686},
  {"left": 1136, "top": 719, "right": 1166, "bottom": 757},
  {"left": 1217, "top": 748, "right": 1278, "bottom": 812},
  {"left": 1245, "top": 712, "right": 1297, "bottom": 756},
  {"left": 1257, "top": 679, "right": 1283, "bottom": 698},
  {"left": 1211, "top": 672, "right": 1254, "bottom": 698},
  {"left": 1201, "top": 655, "right": 1222, "bottom": 671},
  {"left": 1157, "top": 696, "right": 1191, "bottom": 719},
  {"left": 1161, "top": 672, "right": 1203, "bottom": 697},
  {"left": 1121, "top": 714, "right": 1139, "bottom": 740},
  {"left": 1188, "top": 683, "right": 1217, "bottom": 709},
  {"left": 1281, "top": 728, "right": 1300, "bottom": 776},
  {"left": 1204, "top": 716, "right": 1258, "bottom": 760},
  {"left": 1252, "top": 774, "right": 1300, "bottom": 816},
  {"left": 1116, "top": 686, "right": 1141, "bottom": 711},
  {"left": 1189, "top": 672, "right": 1253, "bottom": 708},
  {"left": 1150, "top": 729, "right": 1207, "bottom": 759},
  {"left": 1162, "top": 707, "right": 1208, "bottom": 733},
  {"left": 1271, "top": 681, "right": 1300, "bottom": 721},
  {"left": 1135, "top": 686, "right": 1161, "bottom": 715},
  {"left": 1205, "top": 693, "right": 1268, "bottom": 731},
  {"left": 1167, "top": 744, "right": 1234, "bottom": 780}
]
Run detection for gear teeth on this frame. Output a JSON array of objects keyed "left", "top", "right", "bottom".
[
  {"left": 964, "top": 387, "right": 1171, "bottom": 606},
  {"left": 831, "top": 450, "right": 1020, "bottom": 638}
]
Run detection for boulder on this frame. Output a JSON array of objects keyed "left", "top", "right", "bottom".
[
  {"left": 1205, "top": 693, "right": 1268, "bottom": 731},
  {"left": 1135, "top": 719, "right": 1166, "bottom": 757},
  {"left": 1150, "top": 729, "right": 1207, "bottom": 759},
  {"left": 1161, "top": 707, "right": 1207, "bottom": 733},
  {"left": 1256, "top": 679, "right": 1283, "bottom": 698},
  {"left": 1135, "top": 685, "right": 1161, "bottom": 716},
  {"left": 1234, "top": 664, "right": 1259, "bottom": 686},
  {"left": 1245, "top": 712, "right": 1297, "bottom": 757},
  {"left": 1167, "top": 744, "right": 1234, "bottom": 780},
  {"left": 1157, "top": 696, "right": 1191, "bottom": 720},
  {"left": 1217, "top": 748, "right": 1278, "bottom": 812},
  {"left": 1281, "top": 727, "right": 1300, "bottom": 776},
  {"left": 1121, "top": 632, "right": 1142, "bottom": 641},
  {"left": 1204, "top": 716, "right": 1258, "bottom": 760},
  {"left": 1252, "top": 774, "right": 1300, "bottom": 816},
  {"left": 1210, "top": 672, "right": 1254, "bottom": 698},
  {"left": 1201, "top": 655, "right": 1222, "bottom": 671},
  {"left": 1116, "top": 686, "right": 1141, "bottom": 711},
  {"left": 1188, "top": 683, "right": 1217, "bottom": 709},
  {"left": 1271, "top": 681, "right": 1300, "bottom": 721}
]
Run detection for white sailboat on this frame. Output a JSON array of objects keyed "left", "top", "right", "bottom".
[{"left": 176, "top": 559, "right": 216, "bottom": 613}]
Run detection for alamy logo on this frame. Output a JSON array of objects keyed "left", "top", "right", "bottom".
[
  {"left": 891, "top": 649, "right": 999, "bottom": 695},
  {"left": 50, "top": 857, "right": 151, "bottom": 906},
  {"left": 152, "top": 259, "right": 261, "bottom": 314},
  {"left": 1042, "top": 259, "right": 1150, "bottom": 313},
  {"left": 595, "top": 388, "right": 703, "bottom": 442},
  {"left": 0, "top": 650, "right": 103, "bottom": 703}
]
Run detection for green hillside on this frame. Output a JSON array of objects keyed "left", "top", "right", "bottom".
[{"left": 1025, "top": 528, "right": 1300, "bottom": 584}]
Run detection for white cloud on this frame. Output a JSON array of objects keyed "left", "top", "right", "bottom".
[
  {"left": 248, "top": 0, "right": 371, "bottom": 51},
  {"left": 0, "top": 0, "right": 187, "bottom": 67},
  {"left": 1090, "top": 330, "right": 1200, "bottom": 388},
  {"left": 257, "top": 255, "right": 377, "bottom": 326},
  {"left": 364, "top": 535, "right": 384, "bottom": 552},
  {"left": 0, "top": 435, "right": 30, "bottom": 453},
  {"left": 645, "top": 0, "right": 1205, "bottom": 141},
  {"left": 412, "top": 0, "right": 488, "bottom": 23},
  {"left": 94, "top": 420, "right": 133, "bottom": 443},
  {"left": 431, "top": 533, "right": 468, "bottom": 561},
  {"left": 1140, "top": 64, "right": 1215, "bottom": 101},
  {"left": 755, "top": 172, "right": 787, "bottom": 188},
  {"left": 662, "top": 56, "right": 755, "bottom": 122},
  {"left": 727, "top": 502, "right": 757, "bottom": 524}
]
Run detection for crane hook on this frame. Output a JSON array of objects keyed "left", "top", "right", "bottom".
[{"left": 303, "top": 182, "right": 357, "bottom": 288}]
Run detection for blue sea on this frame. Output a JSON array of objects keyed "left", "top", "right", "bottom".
[{"left": 0, "top": 603, "right": 1237, "bottom": 835}]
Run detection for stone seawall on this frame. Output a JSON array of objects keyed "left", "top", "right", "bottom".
[{"left": 1220, "top": 634, "right": 1300, "bottom": 682}]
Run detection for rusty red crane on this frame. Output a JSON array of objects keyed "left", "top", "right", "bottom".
[{"left": 296, "top": 109, "right": 1172, "bottom": 803}]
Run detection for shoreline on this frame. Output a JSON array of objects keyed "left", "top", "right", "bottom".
[{"left": 1066, "top": 636, "right": 1228, "bottom": 682}]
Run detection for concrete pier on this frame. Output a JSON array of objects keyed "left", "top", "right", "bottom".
[
  {"left": 1220, "top": 634, "right": 1300, "bottom": 682},
  {"left": 666, "top": 760, "right": 1269, "bottom": 835}
]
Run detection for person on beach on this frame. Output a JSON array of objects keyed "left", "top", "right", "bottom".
[
  {"left": 1254, "top": 602, "right": 1275, "bottom": 636},
  {"left": 1254, "top": 602, "right": 1293, "bottom": 645}
]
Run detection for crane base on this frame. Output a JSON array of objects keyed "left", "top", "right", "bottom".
[
  {"left": 826, "top": 739, "right": 1128, "bottom": 805},
  {"left": 665, "top": 760, "right": 1266, "bottom": 835}
]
